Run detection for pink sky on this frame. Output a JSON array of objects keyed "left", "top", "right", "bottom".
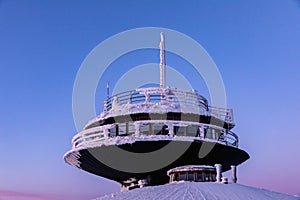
[{"left": 0, "top": 190, "right": 62, "bottom": 200}]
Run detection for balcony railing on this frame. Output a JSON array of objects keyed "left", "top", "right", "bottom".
[
  {"left": 72, "top": 121, "right": 238, "bottom": 149},
  {"left": 103, "top": 87, "right": 234, "bottom": 125}
]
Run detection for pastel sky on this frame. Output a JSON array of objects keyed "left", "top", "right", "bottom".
[{"left": 0, "top": 0, "right": 299, "bottom": 200}]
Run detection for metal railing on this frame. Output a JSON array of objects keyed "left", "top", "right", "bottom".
[
  {"left": 208, "top": 106, "right": 234, "bottom": 124},
  {"left": 104, "top": 87, "right": 234, "bottom": 124},
  {"left": 72, "top": 122, "right": 239, "bottom": 149}
]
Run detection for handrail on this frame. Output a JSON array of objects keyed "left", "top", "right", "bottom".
[
  {"left": 103, "top": 87, "right": 234, "bottom": 124},
  {"left": 72, "top": 121, "right": 239, "bottom": 149},
  {"left": 208, "top": 106, "right": 234, "bottom": 124}
]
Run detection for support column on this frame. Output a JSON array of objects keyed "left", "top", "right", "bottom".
[
  {"left": 134, "top": 122, "right": 140, "bottom": 136},
  {"left": 231, "top": 165, "right": 237, "bottom": 183},
  {"left": 199, "top": 125, "right": 205, "bottom": 138},
  {"left": 168, "top": 123, "right": 174, "bottom": 136},
  {"left": 215, "top": 164, "right": 222, "bottom": 182},
  {"left": 103, "top": 125, "right": 110, "bottom": 138}
]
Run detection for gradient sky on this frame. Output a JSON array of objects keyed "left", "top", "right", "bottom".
[{"left": 0, "top": 0, "right": 300, "bottom": 199}]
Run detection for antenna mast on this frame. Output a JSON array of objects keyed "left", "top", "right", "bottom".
[
  {"left": 106, "top": 81, "right": 109, "bottom": 99},
  {"left": 159, "top": 32, "right": 166, "bottom": 88}
]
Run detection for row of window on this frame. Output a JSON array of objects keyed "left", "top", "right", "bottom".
[
  {"left": 109, "top": 122, "right": 223, "bottom": 139},
  {"left": 170, "top": 171, "right": 217, "bottom": 182},
  {"left": 74, "top": 122, "right": 227, "bottom": 147}
]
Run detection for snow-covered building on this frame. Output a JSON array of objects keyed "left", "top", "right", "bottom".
[{"left": 64, "top": 33, "right": 252, "bottom": 193}]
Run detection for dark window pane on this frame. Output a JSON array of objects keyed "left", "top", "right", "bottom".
[
  {"left": 211, "top": 173, "right": 216, "bottom": 181},
  {"left": 197, "top": 172, "right": 203, "bottom": 181},
  {"left": 109, "top": 127, "right": 117, "bottom": 137},
  {"left": 140, "top": 124, "right": 149, "bottom": 136},
  {"left": 175, "top": 126, "right": 186, "bottom": 136},
  {"left": 118, "top": 123, "right": 127, "bottom": 136},
  {"left": 197, "top": 173, "right": 203, "bottom": 181},
  {"left": 128, "top": 122, "right": 135, "bottom": 135},
  {"left": 180, "top": 173, "right": 186, "bottom": 181},
  {"left": 174, "top": 174, "right": 179, "bottom": 181},
  {"left": 205, "top": 173, "right": 210, "bottom": 181},
  {"left": 153, "top": 124, "right": 164, "bottom": 135},
  {"left": 187, "top": 125, "right": 198, "bottom": 137},
  {"left": 188, "top": 173, "right": 194, "bottom": 181}
]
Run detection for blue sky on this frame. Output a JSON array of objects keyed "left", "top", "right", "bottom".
[{"left": 0, "top": 0, "right": 300, "bottom": 199}]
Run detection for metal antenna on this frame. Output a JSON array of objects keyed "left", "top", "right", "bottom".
[
  {"left": 106, "top": 81, "right": 109, "bottom": 99},
  {"left": 159, "top": 32, "right": 166, "bottom": 88}
]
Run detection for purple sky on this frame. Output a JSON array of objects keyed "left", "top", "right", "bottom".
[{"left": 0, "top": 0, "right": 299, "bottom": 199}]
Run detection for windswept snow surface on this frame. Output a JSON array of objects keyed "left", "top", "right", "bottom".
[{"left": 94, "top": 182, "right": 299, "bottom": 200}]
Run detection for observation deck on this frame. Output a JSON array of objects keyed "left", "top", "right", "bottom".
[
  {"left": 64, "top": 32, "right": 249, "bottom": 188},
  {"left": 71, "top": 87, "right": 239, "bottom": 150},
  {"left": 64, "top": 87, "right": 249, "bottom": 186}
]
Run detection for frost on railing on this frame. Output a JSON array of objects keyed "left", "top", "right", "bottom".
[
  {"left": 102, "top": 87, "right": 234, "bottom": 125},
  {"left": 105, "top": 87, "right": 207, "bottom": 110},
  {"left": 72, "top": 121, "right": 239, "bottom": 149},
  {"left": 208, "top": 106, "right": 234, "bottom": 124}
]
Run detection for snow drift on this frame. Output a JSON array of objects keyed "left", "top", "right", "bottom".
[{"left": 94, "top": 182, "right": 299, "bottom": 200}]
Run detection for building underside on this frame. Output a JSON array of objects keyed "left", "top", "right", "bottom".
[{"left": 65, "top": 140, "right": 249, "bottom": 186}]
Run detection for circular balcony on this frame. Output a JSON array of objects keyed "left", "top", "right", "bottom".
[
  {"left": 72, "top": 120, "right": 239, "bottom": 149},
  {"left": 64, "top": 88, "right": 248, "bottom": 186},
  {"left": 84, "top": 87, "right": 235, "bottom": 130}
]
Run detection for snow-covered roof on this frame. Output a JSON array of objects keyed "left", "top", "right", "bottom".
[
  {"left": 82, "top": 87, "right": 234, "bottom": 130},
  {"left": 167, "top": 165, "right": 215, "bottom": 175},
  {"left": 93, "top": 182, "right": 299, "bottom": 200}
]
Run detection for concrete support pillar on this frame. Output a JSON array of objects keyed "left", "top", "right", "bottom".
[
  {"left": 199, "top": 125, "right": 205, "bottom": 138},
  {"left": 135, "top": 122, "right": 140, "bottom": 136},
  {"left": 231, "top": 165, "right": 237, "bottom": 183},
  {"left": 215, "top": 164, "right": 222, "bottom": 182},
  {"left": 167, "top": 123, "right": 174, "bottom": 136},
  {"left": 103, "top": 125, "right": 110, "bottom": 138}
]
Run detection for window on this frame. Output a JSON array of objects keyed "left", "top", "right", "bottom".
[
  {"left": 205, "top": 173, "right": 210, "bottom": 181},
  {"left": 188, "top": 173, "right": 194, "bottom": 181},
  {"left": 127, "top": 122, "right": 135, "bottom": 135},
  {"left": 118, "top": 123, "right": 127, "bottom": 136},
  {"left": 211, "top": 173, "right": 216, "bottom": 182},
  {"left": 186, "top": 125, "right": 198, "bottom": 137},
  {"left": 197, "top": 172, "right": 203, "bottom": 182},
  {"left": 174, "top": 173, "right": 179, "bottom": 181},
  {"left": 140, "top": 124, "right": 150, "bottom": 136},
  {"left": 152, "top": 124, "right": 168, "bottom": 135},
  {"left": 179, "top": 173, "right": 186, "bottom": 181},
  {"left": 174, "top": 126, "right": 186, "bottom": 136},
  {"left": 205, "top": 128, "right": 213, "bottom": 139},
  {"left": 109, "top": 125, "right": 117, "bottom": 137}
]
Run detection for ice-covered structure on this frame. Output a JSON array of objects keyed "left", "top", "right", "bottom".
[{"left": 64, "top": 33, "right": 250, "bottom": 191}]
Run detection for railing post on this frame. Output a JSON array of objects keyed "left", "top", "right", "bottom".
[{"left": 167, "top": 122, "right": 174, "bottom": 137}]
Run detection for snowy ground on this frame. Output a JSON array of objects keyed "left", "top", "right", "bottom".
[{"left": 94, "top": 182, "right": 299, "bottom": 200}]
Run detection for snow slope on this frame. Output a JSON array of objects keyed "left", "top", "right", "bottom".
[{"left": 94, "top": 182, "right": 299, "bottom": 200}]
